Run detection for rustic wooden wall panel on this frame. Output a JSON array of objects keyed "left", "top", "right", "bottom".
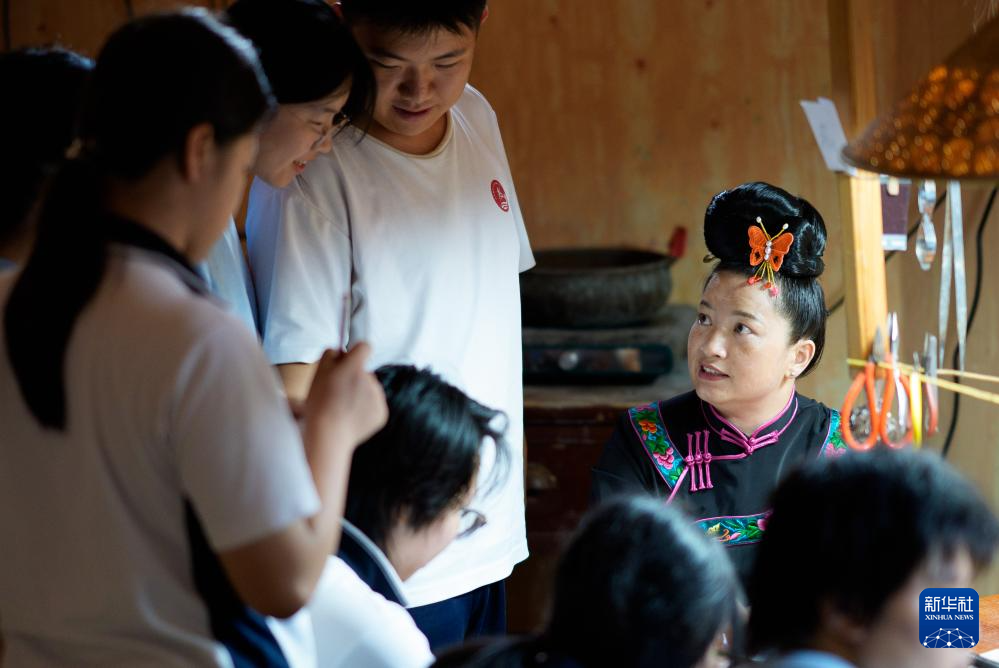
[
  {"left": 3, "top": 0, "right": 221, "bottom": 56},
  {"left": 470, "top": 0, "right": 851, "bottom": 432}
]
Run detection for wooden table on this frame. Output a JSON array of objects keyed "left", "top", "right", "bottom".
[{"left": 978, "top": 594, "right": 999, "bottom": 654}]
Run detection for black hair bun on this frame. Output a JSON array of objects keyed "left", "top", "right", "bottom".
[{"left": 704, "top": 181, "right": 827, "bottom": 279}]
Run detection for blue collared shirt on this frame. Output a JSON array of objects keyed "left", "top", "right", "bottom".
[{"left": 197, "top": 219, "right": 258, "bottom": 335}]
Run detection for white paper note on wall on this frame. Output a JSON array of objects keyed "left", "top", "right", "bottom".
[{"left": 800, "top": 97, "right": 856, "bottom": 175}]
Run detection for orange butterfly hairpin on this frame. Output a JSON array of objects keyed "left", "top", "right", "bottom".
[{"left": 747, "top": 216, "right": 794, "bottom": 297}]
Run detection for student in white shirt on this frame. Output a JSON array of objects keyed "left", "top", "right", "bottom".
[
  {"left": 247, "top": 1, "right": 533, "bottom": 647},
  {"left": 309, "top": 365, "right": 508, "bottom": 667},
  {"left": 0, "top": 10, "right": 386, "bottom": 667},
  {"left": 0, "top": 48, "right": 92, "bottom": 270},
  {"left": 746, "top": 450, "right": 999, "bottom": 668},
  {"left": 198, "top": 0, "right": 376, "bottom": 334}
]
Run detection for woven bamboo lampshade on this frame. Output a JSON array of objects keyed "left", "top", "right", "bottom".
[{"left": 842, "top": 15, "right": 999, "bottom": 179}]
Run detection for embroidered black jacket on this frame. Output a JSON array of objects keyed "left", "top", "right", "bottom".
[{"left": 592, "top": 390, "right": 845, "bottom": 584}]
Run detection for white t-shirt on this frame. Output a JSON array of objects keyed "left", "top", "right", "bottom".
[
  {"left": 308, "top": 556, "right": 433, "bottom": 668},
  {"left": 198, "top": 218, "right": 258, "bottom": 335},
  {"left": 0, "top": 246, "right": 320, "bottom": 667},
  {"left": 247, "top": 84, "right": 533, "bottom": 606}
]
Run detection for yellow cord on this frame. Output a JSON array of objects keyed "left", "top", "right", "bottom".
[{"left": 846, "top": 359, "right": 999, "bottom": 407}]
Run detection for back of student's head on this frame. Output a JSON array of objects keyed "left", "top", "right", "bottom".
[
  {"left": 433, "top": 637, "right": 583, "bottom": 668},
  {"left": 0, "top": 48, "right": 92, "bottom": 246},
  {"left": 339, "top": 0, "right": 487, "bottom": 34},
  {"left": 4, "top": 9, "right": 274, "bottom": 430},
  {"left": 548, "top": 495, "right": 737, "bottom": 668},
  {"left": 748, "top": 449, "right": 999, "bottom": 655},
  {"left": 226, "top": 0, "right": 373, "bottom": 120},
  {"left": 344, "top": 365, "right": 507, "bottom": 549}
]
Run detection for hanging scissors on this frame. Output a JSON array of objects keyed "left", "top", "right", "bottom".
[
  {"left": 882, "top": 313, "right": 912, "bottom": 448},
  {"left": 910, "top": 334, "right": 940, "bottom": 448},
  {"left": 921, "top": 333, "right": 940, "bottom": 436},
  {"left": 841, "top": 314, "right": 913, "bottom": 450}
]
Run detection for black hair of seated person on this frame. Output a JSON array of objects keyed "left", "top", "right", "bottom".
[
  {"left": 4, "top": 9, "right": 275, "bottom": 429},
  {"left": 344, "top": 365, "right": 508, "bottom": 551},
  {"left": 434, "top": 495, "right": 739, "bottom": 668},
  {"left": 703, "top": 181, "right": 828, "bottom": 376},
  {"left": 225, "top": 0, "right": 374, "bottom": 123},
  {"left": 0, "top": 48, "right": 93, "bottom": 249},
  {"left": 339, "top": 0, "right": 487, "bottom": 35},
  {"left": 433, "top": 637, "right": 583, "bottom": 668},
  {"left": 747, "top": 449, "right": 999, "bottom": 655}
]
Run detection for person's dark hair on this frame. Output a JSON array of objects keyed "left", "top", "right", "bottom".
[
  {"left": 0, "top": 47, "right": 93, "bottom": 248},
  {"left": 703, "top": 181, "right": 828, "bottom": 375},
  {"left": 225, "top": 0, "right": 374, "bottom": 123},
  {"left": 433, "top": 637, "right": 581, "bottom": 668},
  {"left": 339, "top": 0, "right": 487, "bottom": 35},
  {"left": 4, "top": 9, "right": 275, "bottom": 429},
  {"left": 435, "top": 495, "right": 739, "bottom": 668},
  {"left": 344, "top": 365, "right": 508, "bottom": 550},
  {"left": 748, "top": 449, "right": 999, "bottom": 655}
]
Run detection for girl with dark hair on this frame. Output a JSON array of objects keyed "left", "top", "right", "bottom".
[
  {"left": 308, "top": 364, "right": 507, "bottom": 668},
  {"left": 0, "top": 47, "right": 92, "bottom": 269},
  {"left": 435, "top": 495, "right": 739, "bottom": 668},
  {"left": 593, "top": 182, "right": 846, "bottom": 584},
  {"left": 0, "top": 10, "right": 385, "bottom": 666},
  {"left": 197, "top": 0, "right": 375, "bottom": 333}
]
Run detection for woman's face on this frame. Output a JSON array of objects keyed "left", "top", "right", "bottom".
[
  {"left": 254, "top": 85, "right": 351, "bottom": 188},
  {"left": 687, "top": 271, "right": 814, "bottom": 420}
]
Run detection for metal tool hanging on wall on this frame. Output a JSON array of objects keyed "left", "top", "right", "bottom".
[
  {"left": 841, "top": 313, "right": 913, "bottom": 450},
  {"left": 938, "top": 181, "right": 969, "bottom": 371},
  {"left": 915, "top": 180, "right": 937, "bottom": 270}
]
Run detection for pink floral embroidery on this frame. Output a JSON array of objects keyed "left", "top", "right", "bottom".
[
  {"left": 652, "top": 449, "right": 675, "bottom": 470},
  {"left": 756, "top": 517, "right": 767, "bottom": 532}
]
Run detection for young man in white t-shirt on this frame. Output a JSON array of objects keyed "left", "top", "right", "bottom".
[{"left": 246, "top": 0, "right": 532, "bottom": 650}]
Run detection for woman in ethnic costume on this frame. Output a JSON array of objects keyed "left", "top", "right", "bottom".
[{"left": 592, "top": 182, "right": 846, "bottom": 584}]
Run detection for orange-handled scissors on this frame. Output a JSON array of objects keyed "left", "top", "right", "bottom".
[{"left": 841, "top": 314, "right": 913, "bottom": 450}]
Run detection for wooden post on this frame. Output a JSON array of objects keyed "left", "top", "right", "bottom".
[{"left": 828, "top": 0, "right": 888, "bottom": 361}]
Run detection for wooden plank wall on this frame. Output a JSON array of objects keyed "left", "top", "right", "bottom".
[
  {"left": 4, "top": 0, "right": 999, "bottom": 589},
  {"left": 471, "top": 0, "right": 851, "bottom": 411}
]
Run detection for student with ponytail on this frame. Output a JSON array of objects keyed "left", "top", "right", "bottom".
[
  {"left": 593, "top": 182, "right": 846, "bottom": 585},
  {"left": 0, "top": 47, "right": 92, "bottom": 269},
  {"left": 0, "top": 9, "right": 385, "bottom": 666}
]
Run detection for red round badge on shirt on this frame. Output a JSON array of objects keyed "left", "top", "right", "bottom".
[{"left": 491, "top": 180, "right": 510, "bottom": 212}]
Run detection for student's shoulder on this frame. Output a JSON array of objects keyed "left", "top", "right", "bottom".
[
  {"left": 112, "top": 250, "right": 256, "bottom": 349},
  {"left": 459, "top": 83, "right": 497, "bottom": 112},
  {"left": 249, "top": 168, "right": 343, "bottom": 224},
  {"left": 313, "top": 559, "right": 431, "bottom": 664},
  {"left": 316, "top": 558, "right": 409, "bottom": 626},
  {"left": 453, "top": 83, "right": 502, "bottom": 130}
]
